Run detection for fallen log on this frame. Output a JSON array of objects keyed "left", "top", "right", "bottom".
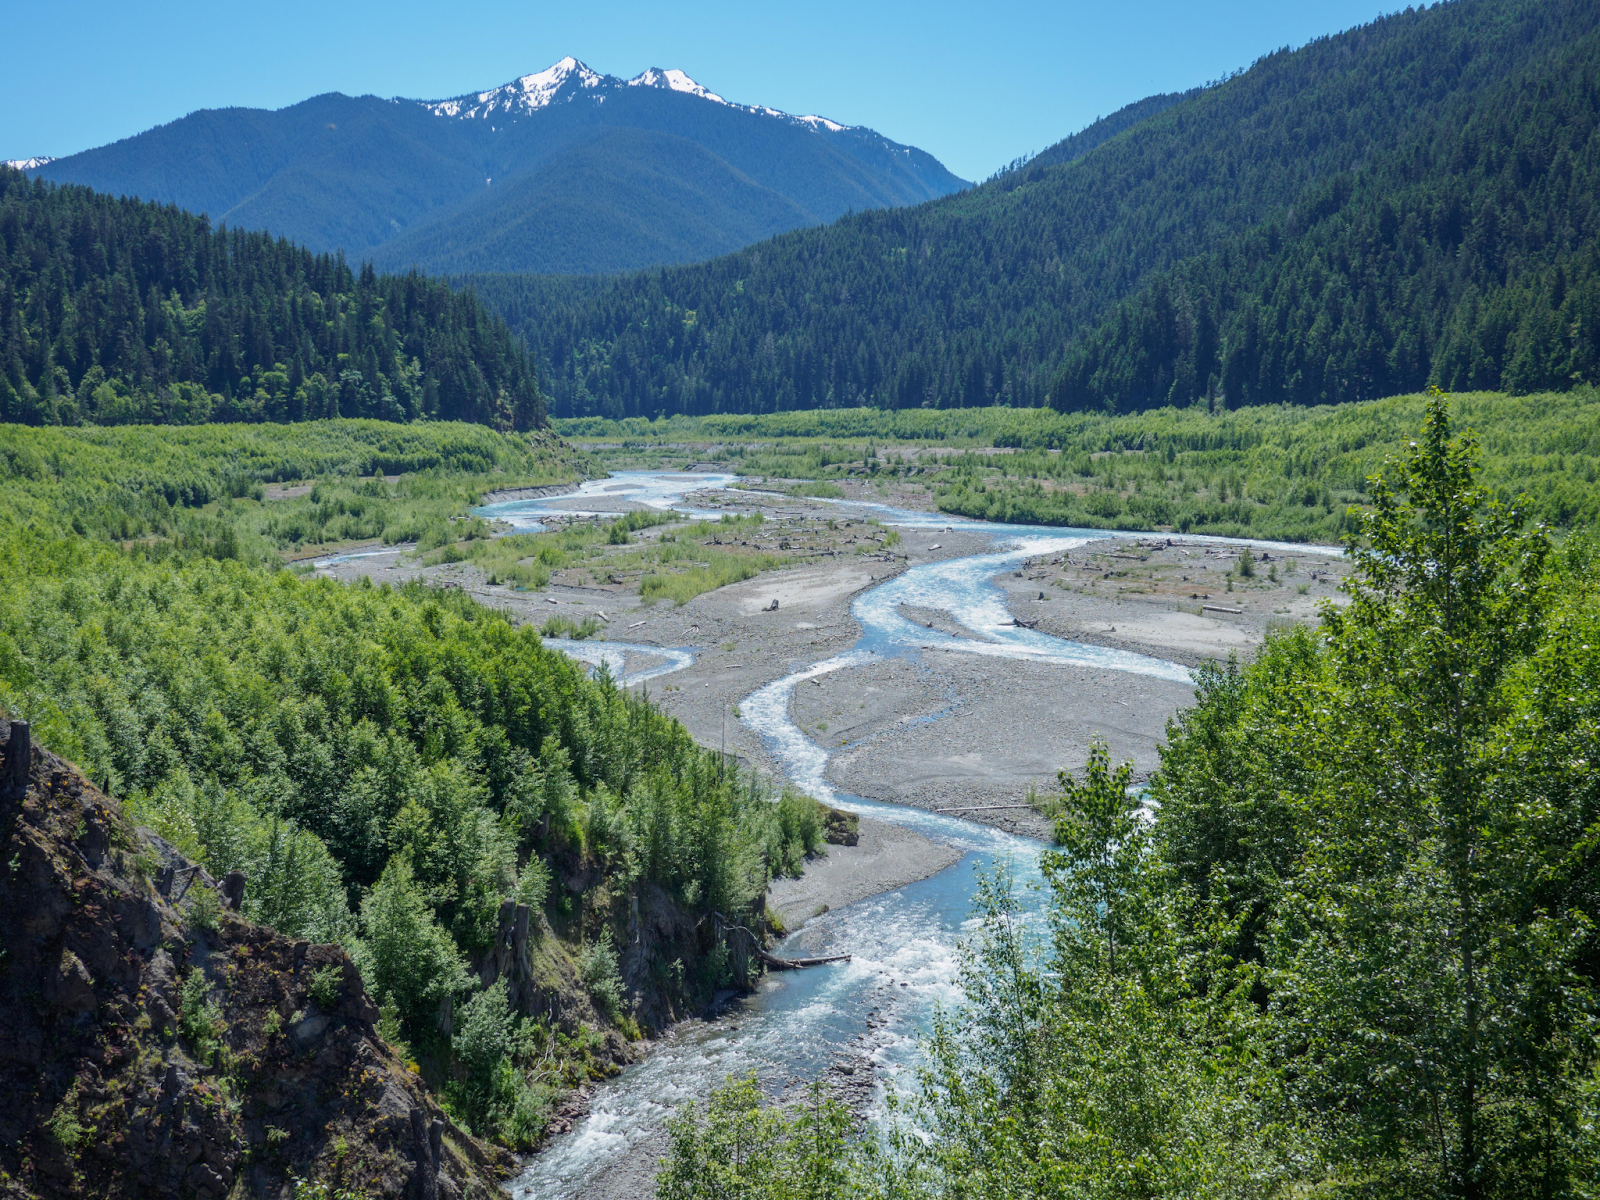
[
  {"left": 758, "top": 948, "right": 854, "bottom": 970},
  {"left": 1203, "top": 604, "right": 1244, "bottom": 615},
  {"left": 707, "top": 911, "right": 851, "bottom": 969}
]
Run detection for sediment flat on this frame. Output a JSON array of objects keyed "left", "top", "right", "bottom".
[
  {"left": 315, "top": 497, "right": 1346, "bottom": 842},
  {"left": 767, "top": 817, "right": 964, "bottom": 933}
]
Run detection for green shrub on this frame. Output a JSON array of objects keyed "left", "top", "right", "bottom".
[
  {"left": 290, "top": 1176, "right": 364, "bottom": 1200},
  {"left": 539, "top": 613, "right": 604, "bottom": 640},
  {"left": 179, "top": 968, "right": 224, "bottom": 1065},
  {"left": 47, "top": 1084, "right": 88, "bottom": 1154},
  {"left": 514, "top": 856, "right": 551, "bottom": 910},
  {"left": 578, "top": 928, "right": 625, "bottom": 1017},
  {"left": 307, "top": 965, "right": 343, "bottom": 1009},
  {"left": 187, "top": 882, "right": 223, "bottom": 932},
  {"left": 455, "top": 981, "right": 514, "bottom": 1093},
  {"left": 355, "top": 859, "right": 472, "bottom": 1040}
]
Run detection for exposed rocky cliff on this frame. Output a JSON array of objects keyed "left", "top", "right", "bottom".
[{"left": 0, "top": 721, "right": 514, "bottom": 1199}]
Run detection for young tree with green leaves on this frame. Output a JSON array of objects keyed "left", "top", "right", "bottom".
[
  {"left": 898, "top": 741, "right": 1283, "bottom": 1200},
  {"left": 355, "top": 857, "right": 473, "bottom": 1041},
  {"left": 1263, "top": 390, "right": 1595, "bottom": 1196}
]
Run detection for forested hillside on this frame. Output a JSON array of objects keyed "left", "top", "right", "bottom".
[
  {"left": 0, "top": 168, "right": 545, "bottom": 429},
  {"left": 0, "top": 421, "right": 819, "bottom": 1154},
  {"left": 1053, "top": 13, "right": 1600, "bottom": 412},
  {"left": 468, "top": 0, "right": 1599, "bottom": 418}
]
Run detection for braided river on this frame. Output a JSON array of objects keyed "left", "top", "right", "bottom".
[{"left": 471, "top": 472, "right": 1319, "bottom": 1198}]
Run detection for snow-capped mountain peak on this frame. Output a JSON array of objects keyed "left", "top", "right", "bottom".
[
  {"left": 420, "top": 58, "right": 853, "bottom": 134},
  {"left": 4, "top": 156, "right": 55, "bottom": 171},
  {"left": 425, "top": 56, "right": 606, "bottom": 119}
]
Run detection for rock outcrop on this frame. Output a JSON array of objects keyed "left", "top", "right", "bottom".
[{"left": 0, "top": 721, "right": 514, "bottom": 1199}]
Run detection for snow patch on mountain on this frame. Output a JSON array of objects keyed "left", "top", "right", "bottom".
[
  {"left": 627, "top": 67, "right": 727, "bottom": 105},
  {"left": 5, "top": 157, "right": 54, "bottom": 170}
]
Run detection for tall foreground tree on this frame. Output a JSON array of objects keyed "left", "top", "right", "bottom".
[
  {"left": 1259, "top": 390, "right": 1596, "bottom": 1195},
  {"left": 1156, "top": 388, "right": 1599, "bottom": 1196}
]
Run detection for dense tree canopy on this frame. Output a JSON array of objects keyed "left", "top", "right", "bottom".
[
  {"left": 1052, "top": 20, "right": 1600, "bottom": 413},
  {"left": 0, "top": 168, "right": 546, "bottom": 429}
]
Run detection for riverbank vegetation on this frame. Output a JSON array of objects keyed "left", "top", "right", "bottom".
[
  {"left": 560, "top": 388, "right": 1600, "bottom": 541},
  {"left": 0, "top": 419, "right": 593, "bottom": 554},
  {"left": 444, "top": 506, "right": 895, "bottom": 607},
  {"left": 659, "top": 394, "right": 1600, "bottom": 1197}
]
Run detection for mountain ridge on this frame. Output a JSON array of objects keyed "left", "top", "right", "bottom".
[
  {"left": 422, "top": 55, "right": 854, "bottom": 135},
  {"left": 457, "top": 0, "right": 1600, "bottom": 418},
  {"left": 31, "top": 58, "right": 967, "bottom": 275}
]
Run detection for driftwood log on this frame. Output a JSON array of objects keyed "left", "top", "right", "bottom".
[{"left": 708, "top": 911, "right": 851, "bottom": 970}]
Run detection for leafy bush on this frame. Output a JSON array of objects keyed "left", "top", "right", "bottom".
[
  {"left": 444, "top": 981, "right": 559, "bottom": 1148},
  {"left": 639, "top": 550, "right": 787, "bottom": 605},
  {"left": 290, "top": 1176, "right": 365, "bottom": 1200},
  {"left": 578, "top": 928, "right": 625, "bottom": 1018},
  {"left": 355, "top": 859, "right": 473, "bottom": 1040},
  {"left": 450, "top": 981, "right": 516, "bottom": 1132},
  {"left": 47, "top": 1084, "right": 88, "bottom": 1154},
  {"left": 768, "top": 791, "right": 824, "bottom": 877},
  {"left": 657, "top": 1074, "right": 852, "bottom": 1200},
  {"left": 539, "top": 613, "right": 604, "bottom": 640},
  {"left": 187, "top": 882, "right": 223, "bottom": 932},
  {"left": 513, "top": 855, "right": 551, "bottom": 910},
  {"left": 179, "top": 968, "right": 225, "bottom": 1065}
]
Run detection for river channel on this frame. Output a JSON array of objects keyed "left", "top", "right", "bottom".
[{"left": 473, "top": 473, "right": 1287, "bottom": 1198}]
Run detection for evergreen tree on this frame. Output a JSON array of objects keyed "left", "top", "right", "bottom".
[{"left": 0, "top": 170, "right": 546, "bottom": 429}]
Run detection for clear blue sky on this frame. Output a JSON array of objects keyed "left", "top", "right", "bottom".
[{"left": 5, "top": 0, "right": 1392, "bottom": 182}]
